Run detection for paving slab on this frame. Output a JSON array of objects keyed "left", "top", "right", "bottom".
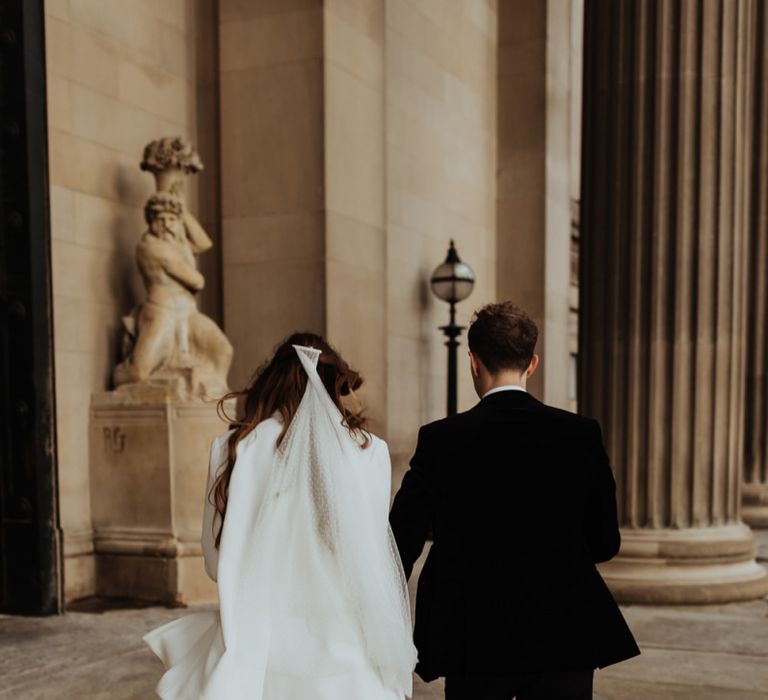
[
  {"left": 596, "top": 647, "right": 768, "bottom": 694},
  {"left": 619, "top": 603, "right": 768, "bottom": 656},
  {"left": 594, "top": 676, "right": 768, "bottom": 700},
  {"left": 0, "top": 547, "right": 766, "bottom": 700},
  {"left": 2, "top": 596, "right": 767, "bottom": 699}
]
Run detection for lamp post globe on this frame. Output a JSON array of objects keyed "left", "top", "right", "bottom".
[{"left": 430, "top": 240, "right": 475, "bottom": 416}]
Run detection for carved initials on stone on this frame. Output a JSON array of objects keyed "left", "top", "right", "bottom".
[{"left": 103, "top": 427, "right": 126, "bottom": 453}]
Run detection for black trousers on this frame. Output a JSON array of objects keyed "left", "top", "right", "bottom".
[{"left": 444, "top": 669, "right": 594, "bottom": 699}]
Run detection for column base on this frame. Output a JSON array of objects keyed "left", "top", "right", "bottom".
[
  {"left": 598, "top": 524, "right": 768, "bottom": 604},
  {"left": 743, "top": 483, "right": 768, "bottom": 529}
]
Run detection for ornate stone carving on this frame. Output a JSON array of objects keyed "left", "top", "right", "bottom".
[
  {"left": 140, "top": 136, "right": 204, "bottom": 177},
  {"left": 113, "top": 138, "right": 232, "bottom": 401}
]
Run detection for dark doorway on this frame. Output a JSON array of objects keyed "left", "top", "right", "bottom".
[{"left": 0, "top": 0, "right": 61, "bottom": 615}]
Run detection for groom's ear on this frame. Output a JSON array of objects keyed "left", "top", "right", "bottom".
[
  {"left": 526, "top": 354, "right": 540, "bottom": 377},
  {"left": 469, "top": 351, "right": 480, "bottom": 378}
]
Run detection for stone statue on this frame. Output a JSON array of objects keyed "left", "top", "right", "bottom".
[
  {"left": 140, "top": 136, "right": 210, "bottom": 253},
  {"left": 114, "top": 138, "right": 232, "bottom": 401}
]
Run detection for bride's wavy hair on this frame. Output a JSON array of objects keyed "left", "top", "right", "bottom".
[{"left": 210, "top": 332, "right": 370, "bottom": 547}]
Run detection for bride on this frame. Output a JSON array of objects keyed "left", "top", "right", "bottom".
[{"left": 143, "top": 333, "right": 417, "bottom": 699}]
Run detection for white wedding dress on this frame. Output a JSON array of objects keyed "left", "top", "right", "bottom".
[{"left": 144, "top": 345, "right": 417, "bottom": 699}]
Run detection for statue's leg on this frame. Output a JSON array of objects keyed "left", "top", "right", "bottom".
[
  {"left": 131, "top": 303, "right": 175, "bottom": 380},
  {"left": 188, "top": 313, "right": 234, "bottom": 381}
]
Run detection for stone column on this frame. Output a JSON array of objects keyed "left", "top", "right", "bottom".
[
  {"left": 743, "top": 2, "right": 768, "bottom": 529},
  {"left": 579, "top": 0, "right": 768, "bottom": 603}
]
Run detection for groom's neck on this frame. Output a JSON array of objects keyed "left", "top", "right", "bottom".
[{"left": 484, "top": 370, "right": 527, "bottom": 393}]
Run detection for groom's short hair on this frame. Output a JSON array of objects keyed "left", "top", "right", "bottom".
[{"left": 468, "top": 302, "right": 538, "bottom": 373}]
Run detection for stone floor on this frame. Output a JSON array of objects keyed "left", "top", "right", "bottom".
[{"left": 1, "top": 535, "right": 767, "bottom": 699}]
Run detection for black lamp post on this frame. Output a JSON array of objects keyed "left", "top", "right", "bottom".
[{"left": 430, "top": 240, "right": 476, "bottom": 416}]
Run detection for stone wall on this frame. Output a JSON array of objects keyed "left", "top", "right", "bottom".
[
  {"left": 496, "top": 0, "right": 582, "bottom": 409},
  {"left": 45, "top": 0, "right": 511, "bottom": 599},
  {"left": 384, "top": 0, "right": 498, "bottom": 474},
  {"left": 324, "top": 0, "right": 388, "bottom": 436},
  {"left": 218, "top": 0, "right": 388, "bottom": 433},
  {"left": 218, "top": 0, "right": 327, "bottom": 393},
  {"left": 44, "top": 0, "right": 220, "bottom": 602},
  {"left": 218, "top": 0, "right": 498, "bottom": 470}
]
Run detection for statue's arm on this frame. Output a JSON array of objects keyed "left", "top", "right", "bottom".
[
  {"left": 137, "top": 238, "right": 205, "bottom": 292},
  {"left": 164, "top": 254, "right": 205, "bottom": 292},
  {"left": 182, "top": 209, "right": 213, "bottom": 254}
]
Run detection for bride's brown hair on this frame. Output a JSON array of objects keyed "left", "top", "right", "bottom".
[{"left": 210, "top": 332, "right": 370, "bottom": 547}]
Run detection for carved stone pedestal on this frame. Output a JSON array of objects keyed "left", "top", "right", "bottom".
[{"left": 89, "top": 388, "right": 230, "bottom": 604}]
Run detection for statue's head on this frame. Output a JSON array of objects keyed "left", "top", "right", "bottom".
[
  {"left": 140, "top": 137, "right": 203, "bottom": 175},
  {"left": 145, "top": 193, "right": 184, "bottom": 239}
]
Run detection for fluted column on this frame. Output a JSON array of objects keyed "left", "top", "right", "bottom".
[
  {"left": 580, "top": 0, "right": 768, "bottom": 603},
  {"left": 743, "top": 3, "right": 768, "bottom": 529}
]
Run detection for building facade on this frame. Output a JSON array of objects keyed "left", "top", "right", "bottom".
[{"left": 1, "top": 0, "right": 765, "bottom": 613}]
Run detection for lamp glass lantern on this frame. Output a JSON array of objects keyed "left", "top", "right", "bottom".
[
  {"left": 430, "top": 240, "right": 475, "bottom": 416},
  {"left": 430, "top": 243, "right": 476, "bottom": 304}
]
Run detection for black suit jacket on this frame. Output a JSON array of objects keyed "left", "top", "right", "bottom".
[{"left": 389, "top": 390, "right": 640, "bottom": 681}]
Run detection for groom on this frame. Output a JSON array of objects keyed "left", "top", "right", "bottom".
[{"left": 390, "top": 302, "right": 639, "bottom": 699}]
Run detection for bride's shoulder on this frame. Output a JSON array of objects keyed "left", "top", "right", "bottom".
[
  {"left": 367, "top": 431, "right": 385, "bottom": 449},
  {"left": 210, "top": 428, "right": 234, "bottom": 455},
  {"left": 359, "top": 433, "right": 391, "bottom": 496},
  {"left": 211, "top": 416, "right": 283, "bottom": 453},
  {"left": 254, "top": 414, "right": 284, "bottom": 438},
  {"left": 362, "top": 432, "right": 390, "bottom": 461}
]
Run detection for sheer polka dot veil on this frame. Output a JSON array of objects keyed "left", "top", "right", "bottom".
[{"left": 222, "top": 345, "right": 417, "bottom": 697}]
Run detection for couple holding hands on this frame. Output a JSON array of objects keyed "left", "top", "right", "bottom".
[{"left": 144, "top": 301, "right": 638, "bottom": 700}]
